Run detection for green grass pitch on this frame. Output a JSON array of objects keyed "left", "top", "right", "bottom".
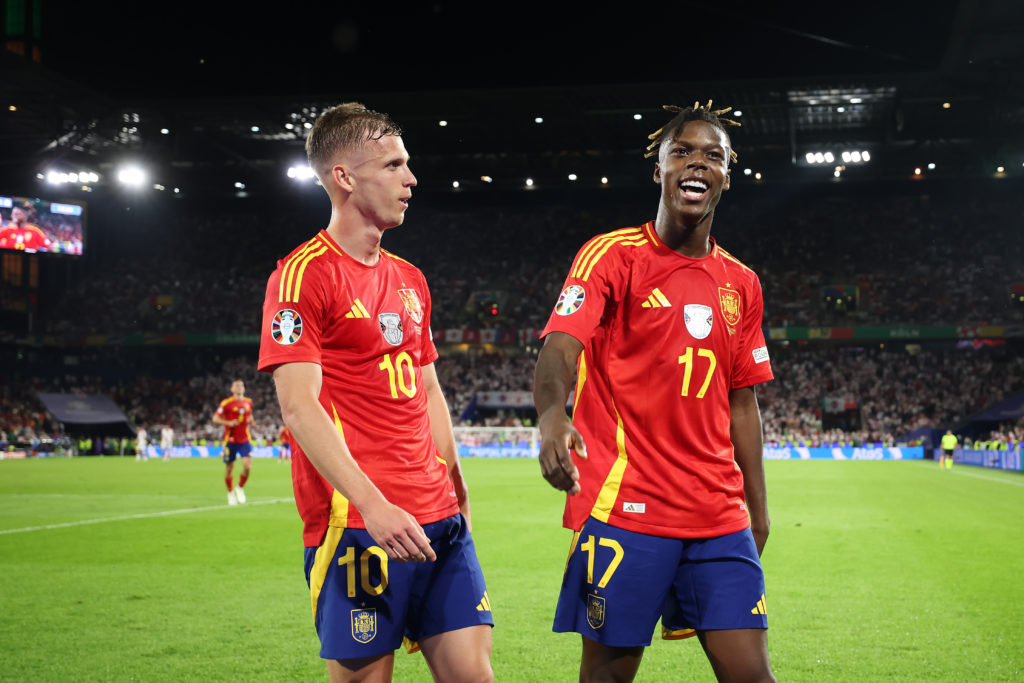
[{"left": 1, "top": 456, "right": 1022, "bottom": 681}]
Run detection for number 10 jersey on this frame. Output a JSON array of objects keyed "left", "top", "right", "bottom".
[{"left": 258, "top": 230, "right": 458, "bottom": 547}]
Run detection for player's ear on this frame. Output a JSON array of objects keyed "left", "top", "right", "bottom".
[
  {"left": 332, "top": 164, "right": 355, "bottom": 192},
  {"left": 653, "top": 162, "right": 662, "bottom": 185},
  {"left": 723, "top": 168, "right": 731, "bottom": 191}
]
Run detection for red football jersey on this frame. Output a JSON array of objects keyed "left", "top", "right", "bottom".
[
  {"left": 541, "top": 221, "right": 774, "bottom": 539},
  {"left": 258, "top": 230, "right": 457, "bottom": 546},
  {"left": 0, "top": 224, "right": 51, "bottom": 252},
  {"left": 215, "top": 397, "right": 253, "bottom": 444}
]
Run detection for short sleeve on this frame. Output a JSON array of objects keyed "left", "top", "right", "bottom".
[
  {"left": 540, "top": 234, "right": 624, "bottom": 346},
  {"left": 258, "top": 260, "right": 328, "bottom": 373},
  {"left": 731, "top": 274, "right": 774, "bottom": 389},
  {"left": 418, "top": 270, "right": 439, "bottom": 366}
]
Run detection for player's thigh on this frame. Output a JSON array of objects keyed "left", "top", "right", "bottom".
[
  {"left": 665, "top": 528, "right": 767, "bottom": 633},
  {"left": 419, "top": 625, "right": 493, "bottom": 683},
  {"left": 697, "top": 628, "right": 774, "bottom": 683},
  {"left": 555, "top": 517, "right": 683, "bottom": 647},
  {"left": 240, "top": 455, "right": 252, "bottom": 471},
  {"left": 407, "top": 514, "right": 493, "bottom": 642},
  {"left": 326, "top": 653, "right": 394, "bottom": 683},
  {"left": 580, "top": 635, "right": 645, "bottom": 683}
]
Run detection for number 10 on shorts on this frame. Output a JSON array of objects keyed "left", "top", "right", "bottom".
[{"left": 337, "top": 546, "right": 389, "bottom": 597}]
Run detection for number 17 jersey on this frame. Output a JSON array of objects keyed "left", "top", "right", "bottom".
[
  {"left": 258, "top": 230, "right": 457, "bottom": 547},
  {"left": 541, "top": 221, "right": 774, "bottom": 539}
]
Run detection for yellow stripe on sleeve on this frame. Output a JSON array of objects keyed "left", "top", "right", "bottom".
[
  {"left": 308, "top": 526, "right": 343, "bottom": 620},
  {"left": 318, "top": 235, "right": 342, "bottom": 256},
  {"left": 382, "top": 249, "right": 414, "bottom": 267},
  {"left": 570, "top": 228, "right": 642, "bottom": 279},
  {"left": 580, "top": 236, "right": 648, "bottom": 282},
  {"left": 717, "top": 248, "right": 755, "bottom": 273},
  {"left": 279, "top": 238, "right": 322, "bottom": 302},
  {"left": 289, "top": 246, "right": 329, "bottom": 303}
]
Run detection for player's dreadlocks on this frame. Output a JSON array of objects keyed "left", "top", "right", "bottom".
[{"left": 643, "top": 100, "right": 741, "bottom": 163}]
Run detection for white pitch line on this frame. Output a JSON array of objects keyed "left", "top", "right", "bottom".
[
  {"left": 0, "top": 497, "right": 292, "bottom": 535},
  {"left": 947, "top": 468, "right": 1024, "bottom": 487}
]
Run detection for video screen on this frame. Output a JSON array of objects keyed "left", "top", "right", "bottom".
[{"left": 0, "top": 194, "right": 85, "bottom": 255}]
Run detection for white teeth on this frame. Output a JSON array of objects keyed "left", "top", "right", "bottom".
[{"left": 680, "top": 181, "right": 708, "bottom": 193}]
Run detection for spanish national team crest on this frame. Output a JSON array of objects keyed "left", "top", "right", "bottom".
[
  {"left": 587, "top": 593, "right": 606, "bottom": 629},
  {"left": 378, "top": 313, "right": 404, "bottom": 346},
  {"left": 351, "top": 608, "right": 377, "bottom": 643},
  {"left": 718, "top": 287, "right": 742, "bottom": 327},
  {"left": 271, "top": 309, "right": 302, "bottom": 345},
  {"left": 397, "top": 288, "right": 424, "bottom": 324},
  {"left": 683, "top": 304, "right": 713, "bottom": 340},
  {"left": 555, "top": 285, "right": 586, "bottom": 316}
]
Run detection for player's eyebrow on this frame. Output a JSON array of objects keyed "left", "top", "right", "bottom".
[{"left": 669, "top": 140, "right": 727, "bottom": 154}]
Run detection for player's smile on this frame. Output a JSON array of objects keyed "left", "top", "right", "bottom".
[
  {"left": 678, "top": 176, "right": 710, "bottom": 201},
  {"left": 655, "top": 120, "right": 731, "bottom": 224}
]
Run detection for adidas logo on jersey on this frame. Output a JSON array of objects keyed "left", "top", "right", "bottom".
[
  {"left": 344, "top": 298, "right": 370, "bottom": 319},
  {"left": 640, "top": 288, "right": 672, "bottom": 308},
  {"left": 476, "top": 591, "right": 492, "bottom": 612}
]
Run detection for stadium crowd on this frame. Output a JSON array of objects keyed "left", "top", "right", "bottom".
[
  {"left": 4, "top": 343, "right": 1024, "bottom": 454},
  {"left": 35, "top": 189, "right": 1024, "bottom": 337},
  {"left": 3, "top": 182, "right": 1023, "bottom": 453}
]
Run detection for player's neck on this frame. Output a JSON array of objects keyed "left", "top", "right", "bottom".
[
  {"left": 325, "top": 212, "right": 384, "bottom": 266},
  {"left": 654, "top": 210, "right": 713, "bottom": 258}
]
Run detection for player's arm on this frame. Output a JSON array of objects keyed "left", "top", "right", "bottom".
[
  {"left": 210, "top": 410, "right": 234, "bottom": 427},
  {"left": 272, "top": 361, "right": 436, "bottom": 563},
  {"left": 533, "top": 331, "right": 587, "bottom": 495},
  {"left": 730, "top": 385, "right": 770, "bottom": 556},
  {"left": 422, "top": 362, "right": 472, "bottom": 532}
]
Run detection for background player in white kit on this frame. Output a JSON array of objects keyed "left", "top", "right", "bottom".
[{"left": 160, "top": 425, "right": 174, "bottom": 461}]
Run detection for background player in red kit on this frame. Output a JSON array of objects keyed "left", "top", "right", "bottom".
[
  {"left": 0, "top": 205, "right": 51, "bottom": 252},
  {"left": 258, "top": 103, "right": 492, "bottom": 682},
  {"left": 534, "top": 102, "right": 776, "bottom": 682},
  {"left": 212, "top": 379, "right": 254, "bottom": 506},
  {"left": 278, "top": 424, "right": 293, "bottom": 462}
]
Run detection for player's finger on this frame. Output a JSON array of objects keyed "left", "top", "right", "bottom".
[
  {"left": 400, "top": 527, "right": 437, "bottom": 563},
  {"left": 542, "top": 445, "right": 579, "bottom": 494},
  {"left": 571, "top": 431, "right": 588, "bottom": 459}
]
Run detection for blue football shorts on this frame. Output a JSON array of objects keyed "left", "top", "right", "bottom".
[
  {"left": 303, "top": 513, "right": 493, "bottom": 661},
  {"left": 553, "top": 517, "right": 768, "bottom": 647},
  {"left": 222, "top": 442, "right": 252, "bottom": 464}
]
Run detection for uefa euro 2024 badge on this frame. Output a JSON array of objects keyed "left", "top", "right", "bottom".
[
  {"left": 555, "top": 285, "right": 586, "bottom": 316},
  {"left": 271, "top": 309, "right": 303, "bottom": 345}
]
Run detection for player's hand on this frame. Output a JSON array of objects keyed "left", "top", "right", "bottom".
[
  {"left": 538, "top": 412, "right": 587, "bottom": 495},
  {"left": 362, "top": 500, "right": 437, "bottom": 563},
  {"left": 751, "top": 519, "right": 770, "bottom": 557}
]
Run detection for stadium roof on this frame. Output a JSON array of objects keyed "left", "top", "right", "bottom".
[{"left": 3, "top": 1, "right": 1023, "bottom": 197}]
